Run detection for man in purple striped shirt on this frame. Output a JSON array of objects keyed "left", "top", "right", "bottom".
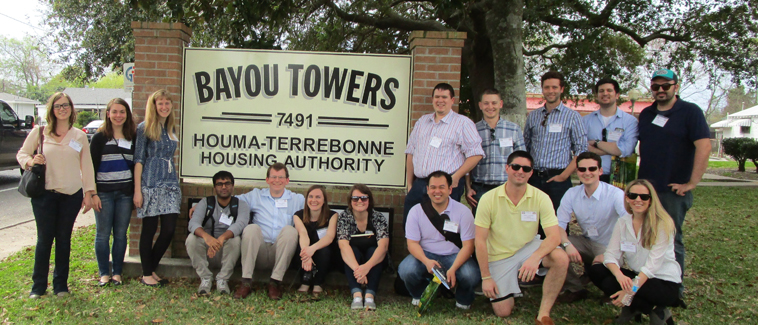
[{"left": 403, "top": 83, "right": 484, "bottom": 225}]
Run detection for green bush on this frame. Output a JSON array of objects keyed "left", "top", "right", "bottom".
[
  {"left": 722, "top": 137, "right": 757, "bottom": 172},
  {"left": 74, "top": 111, "right": 100, "bottom": 129}
]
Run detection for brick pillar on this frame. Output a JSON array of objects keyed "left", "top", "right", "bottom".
[
  {"left": 128, "top": 22, "right": 192, "bottom": 257},
  {"left": 409, "top": 31, "right": 467, "bottom": 125}
]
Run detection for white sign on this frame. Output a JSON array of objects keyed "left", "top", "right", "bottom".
[
  {"left": 124, "top": 63, "right": 134, "bottom": 92},
  {"left": 181, "top": 48, "right": 412, "bottom": 187}
]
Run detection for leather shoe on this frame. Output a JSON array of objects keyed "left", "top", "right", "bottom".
[
  {"left": 557, "top": 289, "right": 588, "bottom": 303},
  {"left": 233, "top": 283, "right": 253, "bottom": 299},
  {"left": 140, "top": 279, "right": 161, "bottom": 288},
  {"left": 536, "top": 316, "right": 555, "bottom": 325},
  {"left": 268, "top": 282, "right": 283, "bottom": 300}
]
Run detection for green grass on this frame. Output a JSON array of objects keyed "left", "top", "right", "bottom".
[
  {"left": 708, "top": 160, "right": 757, "bottom": 169},
  {"left": 1, "top": 187, "right": 757, "bottom": 324}
]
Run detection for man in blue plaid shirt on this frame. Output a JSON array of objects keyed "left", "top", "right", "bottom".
[{"left": 465, "top": 89, "right": 525, "bottom": 215}]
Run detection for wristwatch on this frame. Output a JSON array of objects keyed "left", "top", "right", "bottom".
[
  {"left": 561, "top": 242, "right": 571, "bottom": 249},
  {"left": 593, "top": 141, "right": 600, "bottom": 148}
]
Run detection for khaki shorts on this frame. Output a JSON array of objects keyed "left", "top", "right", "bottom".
[{"left": 489, "top": 237, "right": 542, "bottom": 301}]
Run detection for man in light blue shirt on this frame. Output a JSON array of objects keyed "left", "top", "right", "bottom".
[
  {"left": 555, "top": 152, "right": 626, "bottom": 303},
  {"left": 234, "top": 163, "right": 305, "bottom": 300},
  {"left": 582, "top": 78, "right": 639, "bottom": 183}
]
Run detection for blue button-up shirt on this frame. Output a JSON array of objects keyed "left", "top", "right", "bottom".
[
  {"left": 582, "top": 108, "right": 639, "bottom": 175},
  {"left": 470, "top": 118, "right": 526, "bottom": 184},
  {"left": 524, "top": 103, "right": 588, "bottom": 169},
  {"left": 238, "top": 188, "right": 305, "bottom": 243},
  {"left": 556, "top": 182, "right": 626, "bottom": 246}
]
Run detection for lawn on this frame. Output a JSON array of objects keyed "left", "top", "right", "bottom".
[
  {"left": 708, "top": 160, "right": 757, "bottom": 170},
  {"left": 1, "top": 187, "right": 756, "bottom": 324}
]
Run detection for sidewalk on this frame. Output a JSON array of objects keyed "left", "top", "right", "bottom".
[
  {"left": 699, "top": 173, "right": 758, "bottom": 187},
  {"left": 0, "top": 209, "right": 96, "bottom": 261}
]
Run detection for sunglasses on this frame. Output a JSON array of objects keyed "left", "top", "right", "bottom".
[
  {"left": 508, "top": 164, "right": 533, "bottom": 173},
  {"left": 351, "top": 195, "right": 369, "bottom": 202},
  {"left": 541, "top": 110, "right": 551, "bottom": 127},
  {"left": 651, "top": 83, "right": 675, "bottom": 91},
  {"left": 490, "top": 128, "right": 496, "bottom": 141},
  {"left": 577, "top": 166, "right": 599, "bottom": 172},
  {"left": 626, "top": 192, "right": 651, "bottom": 201}
]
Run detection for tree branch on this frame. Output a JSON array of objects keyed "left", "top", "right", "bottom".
[
  {"left": 321, "top": 0, "right": 451, "bottom": 31},
  {"left": 539, "top": 15, "right": 690, "bottom": 47},
  {"left": 523, "top": 42, "right": 573, "bottom": 56}
]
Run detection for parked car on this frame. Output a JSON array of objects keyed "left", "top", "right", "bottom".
[
  {"left": 0, "top": 99, "right": 33, "bottom": 172},
  {"left": 83, "top": 120, "right": 104, "bottom": 142}
]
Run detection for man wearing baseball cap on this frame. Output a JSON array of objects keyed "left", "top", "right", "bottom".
[{"left": 637, "top": 68, "right": 711, "bottom": 297}]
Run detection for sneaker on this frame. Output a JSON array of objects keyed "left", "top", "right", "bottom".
[
  {"left": 56, "top": 292, "right": 69, "bottom": 298},
  {"left": 455, "top": 302, "right": 470, "bottom": 310},
  {"left": 518, "top": 275, "right": 544, "bottom": 288},
  {"left": 29, "top": 293, "right": 41, "bottom": 299},
  {"left": 411, "top": 298, "right": 420, "bottom": 306},
  {"left": 351, "top": 297, "right": 364, "bottom": 310},
  {"left": 216, "top": 279, "right": 230, "bottom": 294},
  {"left": 197, "top": 278, "right": 212, "bottom": 295},
  {"left": 364, "top": 297, "right": 377, "bottom": 310}
]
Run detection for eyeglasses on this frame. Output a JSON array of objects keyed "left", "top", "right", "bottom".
[
  {"left": 489, "top": 128, "right": 496, "bottom": 141},
  {"left": 601, "top": 128, "right": 607, "bottom": 142},
  {"left": 651, "top": 83, "right": 676, "bottom": 91},
  {"left": 53, "top": 103, "right": 71, "bottom": 110},
  {"left": 577, "top": 166, "right": 599, "bottom": 172},
  {"left": 351, "top": 196, "right": 369, "bottom": 202},
  {"left": 508, "top": 164, "right": 533, "bottom": 173},
  {"left": 626, "top": 192, "right": 651, "bottom": 201},
  {"left": 541, "top": 110, "right": 551, "bottom": 127},
  {"left": 215, "top": 181, "right": 232, "bottom": 187}
]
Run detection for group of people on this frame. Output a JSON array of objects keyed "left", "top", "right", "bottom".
[{"left": 16, "top": 67, "right": 709, "bottom": 325}]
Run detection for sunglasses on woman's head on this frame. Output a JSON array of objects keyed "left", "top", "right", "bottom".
[
  {"left": 351, "top": 196, "right": 369, "bottom": 202},
  {"left": 651, "top": 83, "right": 675, "bottom": 91},
  {"left": 508, "top": 164, "right": 533, "bottom": 173},
  {"left": 577, "top": 166, "right": 599, "bottom": 172},
  {"left": 626, "top": 192, "right": 651, "bottom": 201}
]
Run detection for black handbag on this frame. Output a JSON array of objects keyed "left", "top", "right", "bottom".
[{"left": 18, "top": 126, "right": 46, "bottom": 198}]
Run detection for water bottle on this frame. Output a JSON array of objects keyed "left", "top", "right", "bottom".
[{"left": 621, "top": 276, "right": 640, "bottom": 306}]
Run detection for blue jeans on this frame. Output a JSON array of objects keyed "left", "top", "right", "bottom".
[
  {"left": 398, "top": 251, "right": 481, "bottom": 305},
  {"left": 30, "top": 189, "right": 83, "bottom": 295},
  {"left": 657, "top": 190, "right": 692, "bottom": 294},
  {"left": 344, "top": 246, "right": 383, "bottom": 296},
  {"left": 403, "top": 177, "right": 464, "bottom": 226},
  {"left": 94, "top": 190, "right": 133, "bottom": 277},
  {"left": 470, "top": 182, "right": 500, "bottom": 217}
]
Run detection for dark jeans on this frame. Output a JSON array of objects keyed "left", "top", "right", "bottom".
[
  {"left": 658, "top": 190, "right": 692, "bottom": 295},
  {"left": 588, "top": 264, "right": 680, "bottom": 314},
  {"left": 528, "top": 172, "right": 571, "bottom": 238},
  {"left": 344, "top": 245, "right": 383, "bottom": 296},
  {"left": 304, "top": 246, "right": 332, "bottom": 286},
  {"left": 398, "top": 251, "right": 481, "bottom": 305},
  {"left": 403, "top": 177, "right": 464, "bottom": 226},
  {"left": 470, "top": 182, "right": 500, "bottom": 217},
  {"left": 94, "top": 190, "right": 133, "bottom": 277},
  {"left": 30, "top": 189, "right": 83, "bottom": 295},
  {"left": 139, "top": 214, "right": 178, "bottom": 277}
]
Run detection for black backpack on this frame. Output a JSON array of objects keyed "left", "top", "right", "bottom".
[{"left": 202, "top": 196, "right": 239, "bottom": 237}]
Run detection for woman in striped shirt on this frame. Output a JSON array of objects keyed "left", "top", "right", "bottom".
[{"left": 89, "top": 98, "right": 136, "bottom": 287}]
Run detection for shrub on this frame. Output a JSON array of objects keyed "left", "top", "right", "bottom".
[{"left": 722, "top": 137, "right": 757, "bottom": 172}]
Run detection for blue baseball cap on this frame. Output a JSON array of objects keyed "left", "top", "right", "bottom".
[{"left": 651, "top": 69, "right": 678, "bottom": 83}]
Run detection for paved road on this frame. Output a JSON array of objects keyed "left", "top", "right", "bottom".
[{"left": 0, "top": 168, "right": 33, "bottom": 229}]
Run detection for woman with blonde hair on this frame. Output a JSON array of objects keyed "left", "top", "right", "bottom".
[
  {"left": 133, "top": 89, "right": 181, "bottom": 286},
  {"left": 588, "top": 179, "right": 682, "bottom": 325},
  {"left": 17, "top": 92, "right": 96, "bottom": 298},
  {"left": 293, "top": 185, "right": 339, "bottom": 296},
  {"left": 89, "top": 98, "right": 137, "bottom": 286}
]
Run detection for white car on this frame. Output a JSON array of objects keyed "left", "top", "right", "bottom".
[{"left": 83, "top": 120, "right": 104, "bottom": 142}]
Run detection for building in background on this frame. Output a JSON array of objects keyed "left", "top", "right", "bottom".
[{"left": 0, "top": 93, "right": 38, "bottom": 120}]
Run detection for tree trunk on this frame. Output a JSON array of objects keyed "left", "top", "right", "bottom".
[
  {"left": 738, "top": 159, "right": 746, "bottom": 172},
  {"left": 485, "top": 0, "right": 527, "bottom": 128},
  {"left": 461, "top": 7, "right": 494, "bottom": 123}
]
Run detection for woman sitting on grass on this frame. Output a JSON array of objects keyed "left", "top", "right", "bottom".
[
  {"left": 588, "top": 179, "right": 682, "bottom": 325},
  {"left": 293, "top": 185, "right": 339, "bottom": 297}
]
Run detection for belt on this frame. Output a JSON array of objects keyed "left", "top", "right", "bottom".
[
  {"left": 471, "top": 181, "right": 502, "bottom": 187},
  {"left": 533, "top": 168, "right": 564, "bottom": 177}
]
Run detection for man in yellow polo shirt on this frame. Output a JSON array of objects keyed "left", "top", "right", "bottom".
[{"left": 475, "top": 150, "right": 569, "bottom": 325}]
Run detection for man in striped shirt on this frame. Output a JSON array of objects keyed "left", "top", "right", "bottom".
[
  {"left": 524, "top": 71, "right": 588, "bottom": 213},
  {"left": 466, "top": 89, "right": 525, "bottom": 216},
  {"left": 403, "top": 83, "right": 484, "bottom": 225}
]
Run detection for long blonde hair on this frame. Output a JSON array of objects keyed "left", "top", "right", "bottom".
[
  {"left": 144, "top": 89, "right": 176, "bottom": 141},
  {"left": 45, "top": 92, "right": 77, "bottom": 137},
  {"left": 624, "top": 179, "right": 676, "bottom": 250}
]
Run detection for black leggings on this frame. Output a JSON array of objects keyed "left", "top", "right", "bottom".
[
  {"left": 588, "top": 264, "right": 680, "bottom": 314},
  {"left": 139, "top": 214, "right": 178, "bottom": 276},
  {"left": 304, "top": 247, "right": 332, "bottom": 286}
]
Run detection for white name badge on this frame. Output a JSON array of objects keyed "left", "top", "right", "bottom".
[
  {"left": 521, "top": 211, "right": 538, "bottom": 222},
  {"left": 219, "top": 212, "right": 233, "bottom": 226},
  {"left": 548, "top": 123, "right": 562, "bottom": 133},
  {"left": 429, "top": 136, "right": 442, "bottom": 148},
  {"left": 499, "top": 138, "right": 513, "bottom": 148},
  {"left": 620, "top": 241, "right": 637, "bottom": 253},
  {"left": 608, "top": 130, "right": 623, "bottom": 142},
  {"left": 587, "top": 226, "right": 599, "bottom": 237},
  {"left": 443, "top": 220, "right": 459, "bottom": 233},
  {"left": 118, "top": 139, "right": 132, "bottom": 149},
  {"left": 652, "top": 115, "right": 669, "bottom": 127},
  {"left": 316, "top": 228, "right": 328, "bottom": 239},
  {"left": 69, "top": 139, "right": 82, "bottom": 152},
  {"left": 275, "top": 199, "right": 288, "bottom": 208}
]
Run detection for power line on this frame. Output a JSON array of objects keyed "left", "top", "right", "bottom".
[{"left": 0, "top": 12, "right": 46, "bottom": 33}]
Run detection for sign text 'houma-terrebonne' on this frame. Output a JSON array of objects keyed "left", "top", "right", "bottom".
[{"left": 181, "top": 49, "right": 412, "bottom": 187}]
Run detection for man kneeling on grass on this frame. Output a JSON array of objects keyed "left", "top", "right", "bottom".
[
  {"left": 475, "top": 151, "right": 569, "bottom": 325},
  {"left": 186, "top": 171, "right": 250, "bottom": 295}
]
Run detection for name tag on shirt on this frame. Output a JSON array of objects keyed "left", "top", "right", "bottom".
[
  {"left": 548, "top": 123, "right": 562, "bottom": 133},
  {"left": 521, "top": 211, "right": 538, "bottom": 222},
  {"left": 316, "top": 228, "right": 328, "bottom": 239},
  {"left": 621, "top": 241, "right": 637, "bottom": 253},
  {"left": 652, "top": 115, "right": 669, "bottom": 127},
  {"left": 275, "top": 199, "right": 288, "bottom": 208},
  {"left": 608, "top": 129, "right": 623, "bottom": 142},
  {"left": 443, "top": 220, "right": 459, "bottom": 233},
  {"left": 429, "top": 136, "right": 442, "bottom": 148},
  {"left": 118, "top": 139, "right": 132, "bottom": 149},
  {"left": 219, "top": 212, "right": 233, "bottom": 226},
  {"left": 499, "top": 138, "right": 513, "bottom": 148},
  {"left": 587, "top": 226, "right": 599, "bottom": 237},
  {"left": 69, "top": 139, "right": 82, "bottom": 152}
]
